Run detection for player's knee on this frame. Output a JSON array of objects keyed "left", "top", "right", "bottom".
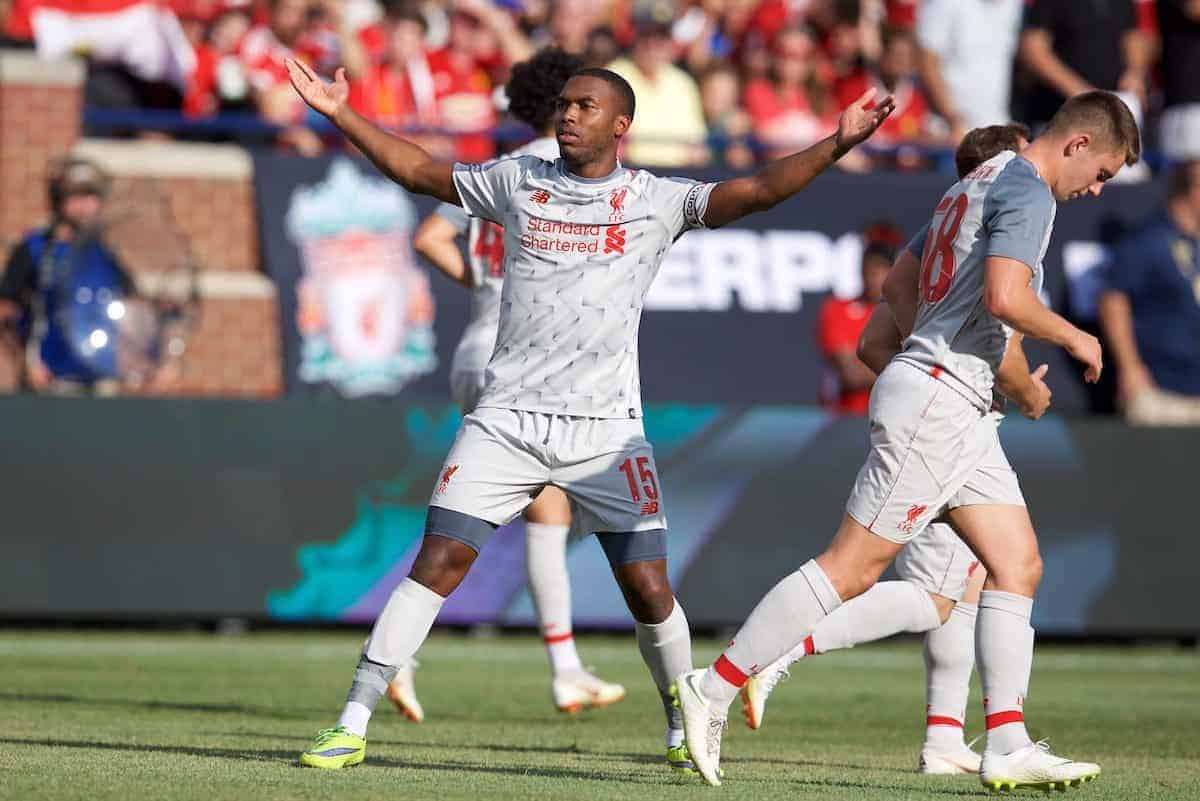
[
  {"left": 614, "top": 561, "right": 674, "bottom": 624},
  {"left": 409, "top": 535, "right": 477, "bottom": 595}
]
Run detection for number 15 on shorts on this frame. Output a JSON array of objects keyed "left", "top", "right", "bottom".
[{"left": 619, "top": 456, "right": 660, "bottom": 515}]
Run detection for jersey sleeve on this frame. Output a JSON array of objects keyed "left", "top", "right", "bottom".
[
  {"left": 982, "top": 165, "right": 1055, "bottom": 272},
  {"left": 905, "top": 223, "right": 930, "bottom": 260},
  {"left": 451, "top": 155, "right": 530, "bottom": 224},
  {"left": 434, "top": 202, "right": 470, "bottom": 234},
  {"left": 646, "top": 176, "right": 717, "bottom": 240}
]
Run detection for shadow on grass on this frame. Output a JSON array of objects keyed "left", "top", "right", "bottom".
[
  {"left": 0, "top": 692, "right": 312, "bottom": 720},
  {"left": 0, "top": 737, "right": 991, "bottom": 795}
]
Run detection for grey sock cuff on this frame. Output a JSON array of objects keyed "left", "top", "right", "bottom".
[
  {"left": 799, "top": 559, "right": 843, "bottom": 615},
  {"left": 346, "top": 655, "right": 398, "bottom": 709}
]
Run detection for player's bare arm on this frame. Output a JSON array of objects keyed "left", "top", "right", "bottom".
[
  {"left": 881, "top": 249, "right": 921, "bottom": 338},
  {"left": 983, "top": 256, "right": 1102, "bottom": 383},
  {"left": 702, "top": 89, "right": 895, "bottom": 228},
  {"left": 856, "top": 303, "right": 903, "bottom": 376},
  {"left": 413, "top": 214, "right": 473, "bottom": 288},
  {"left": 994, "top": 334, "right": 1052, "bottom": 420},
  {"left": 286, "top": 59, "right": 459, "bottom": 204}
]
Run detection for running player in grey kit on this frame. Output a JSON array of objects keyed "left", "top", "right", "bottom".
[
  {"left": 285, "top": 55, "right": 893, "bottom": 774},
  {"left": 678, "top": 91, "right": 1139, "bottom": 791}
]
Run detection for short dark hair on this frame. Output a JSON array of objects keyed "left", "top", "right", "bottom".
[
  {"left": 570, "top": 67, "right": 636, "bottom": 120},
  {"left": 955, "top": 123, "right": 1032, "bottom": 178},
  {"left": 1045, "top": 90, "right": 1141, "bottom": 167},
  {"left": 506, "top": 47, "right": 583, "bottom": 132},
  {"left": 382, "top": 0, "right": 426, "bottom": 29},
  {"left": 1168, "top": 160, "right": 1200, "bottom": 200}
]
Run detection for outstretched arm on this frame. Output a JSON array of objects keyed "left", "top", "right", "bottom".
[
  {"left": 286, "top": 59, "right": 459, "bottom": 204},
  {"left": 702, "top": 89, "right": 895, "bottom": 228}
]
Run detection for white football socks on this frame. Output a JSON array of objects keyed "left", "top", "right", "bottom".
[
  {"left": 525, "top": 522, "right": 583, "bottom": 675},
  {"left": 635, "top": 598, "right": 692, "bottom": 734},
  {"left": 802, "top": 580, "right": 942, "bottom": 657},
  {"left": 977, "top": 590, "right": 1035, "bottom": 755},
  {"left": 701, "top": 560, "right": 841, "bottom": 711},
  {"left": 336, "top": 577, "right": 444, "bottom": 737},
  {"left": 923, "top": 601, "right": 977, "bottom": 749}
]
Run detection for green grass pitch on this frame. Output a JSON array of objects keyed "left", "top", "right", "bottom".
[{"left": 0, "top": 631, "right": 1196, "bottom": 800}]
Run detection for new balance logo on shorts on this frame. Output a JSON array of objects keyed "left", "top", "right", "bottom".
[
  {"left": 436, "top": 464, "right": 459, "bottom": 496},
  {"left": 640, "top": 501, "right": 659, "bottom": 516}
]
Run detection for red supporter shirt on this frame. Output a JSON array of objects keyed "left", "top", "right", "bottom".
[
  {"left": 817, "top": 296, "right": 877, "bottom": 415},
  {"left": 349, "top": 56, "right": 440, "bottom": 131},
  {"left": 836, "top": 73, "right": 929, "bottom": 146},
  {"left": 427, "top": 47, "right": 496, "bottom": 162},
  {"left": 183, "top": 42, "right": 219, "bottom": 117},
  {"left": 743, "top": 78, "right": 835, "bottom": 151}
]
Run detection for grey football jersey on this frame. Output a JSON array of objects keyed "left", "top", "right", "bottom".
[
  {"left": 896, "top": 151, "right": 1055, "bottom": 408},
  {"left": 439, "top": 137, "right": 561, "bottom": 377},
  {"left": 452, "top": 156, "right": 714, "bottom": 418}
]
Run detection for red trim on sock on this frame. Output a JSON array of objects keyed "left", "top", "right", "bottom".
[
  {"left": 713, "top": 654, "right": 749, "bottom": 688},
  {"left": 926, "top": 715, "right": 964, "bottom": 729},
  {"left": 543, "top": 632, "right": 574, "bottom": 645},
  {"left": 803, "top": 635, "right": 816, "bottom": 656},
  {"left": 985, "top": 710, "right": 1024, "bottom": 729}
]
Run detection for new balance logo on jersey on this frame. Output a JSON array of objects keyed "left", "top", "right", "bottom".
[
  {"left": 640, "top": 500, "right": 659, "bottom": 516},
  {"left": 604, "top": 226, "right": 627, "bottom": 255},
  {"left": 436, "top": 464, "right": 459, "bottom": 496},
  {"left": 608, "top": 187, "right": 628, "bottom": 221},
  {"left": 898, "top": 503, "right": 927, "bottom": 535},
  {"left": 530, "top": 189, "right": 550, "bottom": 204}
]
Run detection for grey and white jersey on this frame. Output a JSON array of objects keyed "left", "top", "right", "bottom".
[
  {"left": 451, "top": 156, "right": 714, "bottom": 418},
  {"left": 896, "top": 151, "right": 1055, "bottom": 409},
  {"left": 441, "top": 137, "right": 561, "bottom": 378}
]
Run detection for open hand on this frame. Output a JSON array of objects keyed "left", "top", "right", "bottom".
[
  {"left": 835, "top": 88, "right": 896, "bottom": 154},
  {"left": 286, "top": 58, "right": 349, "bottom": 119}
]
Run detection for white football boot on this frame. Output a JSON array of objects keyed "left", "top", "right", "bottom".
[
  {"left": 980, "top": 740, "right": 1100, "bottom": 791},
  {"left": 919, "top": 738, "right": 983, "bottom": 774},
  {"left": 672, "top": 669, "right": 727, "bottom": 786},
  {"left": 740, "top": 655, "right": 789, "bottom": 730},
  {"left": 386, "top": 660, "right": 424, "bottom": 723},
  {"left": 551, "top": 668, "right": 626, "bottom": 713}
]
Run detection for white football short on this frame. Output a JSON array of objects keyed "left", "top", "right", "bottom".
[
  {"left": 429, "top": 406, "right": 668, "bottom": 537},
  {"left": 895, "top": 522, "right": 983, "bottom": 602},
  {"left": 846, "top": 361, "right": 1025, "bottom": 544}
]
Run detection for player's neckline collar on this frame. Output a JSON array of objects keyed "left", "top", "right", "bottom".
[{"left": 556, "top": 159, "right": 624, "bottom": 184}]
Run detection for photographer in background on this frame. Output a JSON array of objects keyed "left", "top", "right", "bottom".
[{"left": 0, "top": 158, "right": 136, "bottom": 395}]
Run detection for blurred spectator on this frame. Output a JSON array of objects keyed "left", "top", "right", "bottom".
[
  {"left": 1, "top": 0, "right": 34, "bottom": 47},
  {"left": 1157, "top": 0, "right": 1200, "bottom": 161},
  {"left": 239, "top": 0, "right": 326, "bottom": 153},
  {"left": 698, "top": 61, "right": 754, "bottom": 168},
  {"left": 0, "top": 159, "right": 135, "bottom": 394},
  {"left": 916, "top": 0, "right": 1022, "bottom": 140},
  {"left": 180, "top": 0, "right": 254, "bottom": 118},
  {"left": 837, "top": 25, "right": 939, "bottom": 165},
  {"left": 742, "top": 24, "right": 838, "bottom": 161},
  {"left": 582, "top": 24, "right": 619, "bottom": 68},
  {"left": 1098, "top": 161, "right": 1200, "bottom": 425},
  {"left": 542, "top": 0, "right": 597, "bottom": 55},
  {"left": 1017, "top": 0, "right": 1152, "bottom": 129},
  {"left": 608, "top": 19, "right": 708, "bottom": 167},
  {"left": 346, "top": 5, "right": 445, "bottom": 153},
  {"left": 816, "top": 221, "right": 901, "bottom": 414},
  {"left": 673, "top": 0, "right": 736, "bottom": 75}
]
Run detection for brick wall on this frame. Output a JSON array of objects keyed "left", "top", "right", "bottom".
[{"left": 0, "top": 50, "right": 282, "bottom": 398}]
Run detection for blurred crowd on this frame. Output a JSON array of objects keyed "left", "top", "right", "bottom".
[{"left": 2, "top": 0, "right": 1198, "bottom": 170}]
